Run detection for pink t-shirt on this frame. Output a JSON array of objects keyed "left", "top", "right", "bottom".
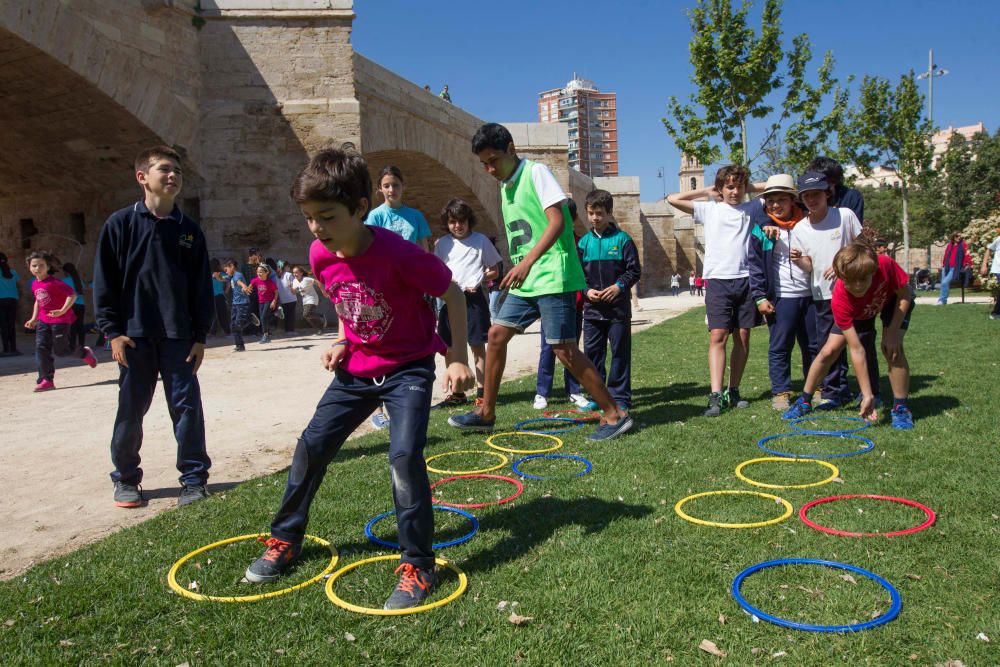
[
  {"left": 832, "top": 255, "right": 909, "bottom": 330},
  {"left": 250, "top": 276, "right": 277, "bottom": 303},
  {"left": 310, "top": 227, "right": 452, "bottom": 378},
  {"left": 32, "top": 276, "right": 77, "bottom": 325}
]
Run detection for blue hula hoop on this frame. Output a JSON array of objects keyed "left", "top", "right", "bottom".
[
  {"left": 789, "top": 415, "right": 872, "bottom": 435},
  {"left": 758, "top": 432, "right": 875, "bottom": 459},
  {"left": 731, "top": 558, "right": 902, "bottom": 633},
  {"left": 364, "top": 505, "right": 478, "bottom": 550},
  {"left": 514, "top": 417, "right": 584, "bottom": 434},
  {"left": 512, "top": 454, "right": 593, "bottom": 480}
]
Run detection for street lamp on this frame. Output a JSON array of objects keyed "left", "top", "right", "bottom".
[{"left": 916, "top": 48, "right": 948, "bottom": 126}]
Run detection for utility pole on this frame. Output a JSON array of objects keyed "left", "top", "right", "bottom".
[{"left": 916, "top": 48, "right": 948, "bottom": 126}]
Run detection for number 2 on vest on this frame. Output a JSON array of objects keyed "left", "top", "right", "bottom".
[{"left": 507, "top": 219, "right": 533, "bottom": 260}]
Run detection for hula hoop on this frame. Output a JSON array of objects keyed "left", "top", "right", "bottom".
[
  {"left": 167, "top": 533, "right": 338, "bottom": 603},
  {"left": 789, "top": 415, "right": 872, "bottom": 435},
  {"left": 487, "top": 431, "right": 563, "bottom": 454},
  {"left": 513, "top": 417, "right": 584, "bottom": 435},
  {"left": 731, "top": 558, "right": 902, "bottom": 632},
  {"left": 757, "top": 432, "right": 875, "bottom": 459},
  {"left": 543, "top": 409, "right": 601, "bottom": 423},
  {"left": 425, "top": 450, "right": 508, "bottom": 475},
  {"left": 735, "top": 457, "right": 840, "bottom": 490},
  {"left": 674, "top": 490, "right": 793, "bottom": 529},
  {"left": 799, "top": 494, "right": 936, "bottom": 538},
  {"left": 325, "top": 554, "right": 467, "bottom": 616},
  {"left": 431, "top": 474, "right": 524, "bottom": 509},
  {"left": 512, "top": 453, "right": 592, "bottom": 480},
  {"left": 365, "top": 505, "right": 478, "bottom": 550}
]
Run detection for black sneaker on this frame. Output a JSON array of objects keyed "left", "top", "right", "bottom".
[
  {"left": 177, "top": 484, "right": 209, "bottom": 507},
  {"left": 245, "top": 537, "right": 302, "bottom": 583},
  {"left": 703, "top": 392, "right": 723, "bottom": 417},
  {"left": 113, "top": 481, "right": 144, "bottom": 508},
  {"left": 724, "top": 388, "right": 749, "bottom": 409},
  {"left": 448, "top": 411, "right": 495, "bottom": 431},
  {"left": 431, "top": 393, "right": 467, "bottom": 410},
  {"left": 383, "top": 563, "right": 436, "bottom": 610},
  {"left": 234, "top": 345, "right": 246, "bottom": 352}
]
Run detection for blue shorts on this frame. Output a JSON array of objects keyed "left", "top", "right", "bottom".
[{"left": 494, "top": 291, "right": 578, "bottom": 344}]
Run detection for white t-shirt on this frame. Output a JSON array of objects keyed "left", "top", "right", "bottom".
[
  {"left": 434, "top": 231, "right": 503, "bottom": 291},
  {"left": 292, "top": 276, "right": 320, "bottom": 306},
  {"left": 694, "top": 200, "right": 756, "bottom": 279},
  {"left": 791, "top": 207, "right": 863, "bottom": 300},
  {"left": 503, "top": 160, "right": 567, "bottom": 209},
  {"left": 772, "top": 225, "right": 812, "bottom": 298},
  {"left": 671, "top": 274, "right": 681, "bottom": 287},
  {"left": 989, "top": 237, "right": 1000, "bottom": 274},
  {"left": 276, "top": 271, "right": 297, "bottom": 303}
]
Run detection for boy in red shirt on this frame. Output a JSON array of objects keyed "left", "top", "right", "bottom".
[{"left": 782, "top": 240, "right": 914, "bottom": 429}]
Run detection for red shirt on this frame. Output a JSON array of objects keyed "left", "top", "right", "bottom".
[
  {"left": 32, "top": 276, "right": 77, "bottom": 324},
  {"left": 250, "top": 276, "right": 277, "bottom": 303},
  {"left": 832, "top": 255, "right": 909, "bottom": 330},
  {"left": 311, "top": 227, "right": 452, "bottom": 378}
]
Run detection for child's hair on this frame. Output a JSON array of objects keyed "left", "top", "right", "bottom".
[
  {"left": 585, "top": 189, "right": 614, "bottom": 213},
  {"left": 949, "top": 231, "right": 963, "bottom": 243},
  {"left": 714, "top": 165, "right": 750, "bottom": 190},
  {"left": 223, "top": 258, "right": 238, "bottom": 269},
  {"left": 833, "top": 238, "right": 879, "bottom": 283},
  {"left": 135, "top": 145, "right": 181, "bottom": 173},
  {"left": 256, "top": 263, "right": 271, "bottom": 275},
  {"left": 25, "top": 250, "right": 58, "bottom": 275},
  {"left": 566, "top": 198, "right": 578, "bottom": 221},
  {"left": 0, "top": 252, "right": 11, "bottom": 280},
  {"left": 210, "top": 258, "right": 222, "bottom": 272},
  {"left": 292, "top": 264, "right": 310, "bottom": 275},
  {"left": 440, "top": 198, "right": 477, "bottom": 229},
  {"left": 378, "top": 165, "right": 404, "bottom": 184},
  {"left": 806, "top": 156, "right": 845, "bottom": 186},
  {"left": 264, "top": 257, "right": 277, "bottom": 272},
  {"left": 471, "top": 123, "right": 514, "bottom": 153},
  {"left": 62, "top": 262, "right": 84, "bottom": 294},
  {"left": 290, "top": 144, "right": 372, "bottom": 220}
]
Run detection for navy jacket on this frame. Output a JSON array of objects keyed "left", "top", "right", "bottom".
[
  {"left": 94, "top": 201, "right": 214, "bottom": 343},
  {"left": 577, "top": 222, "right": 641, "bottom": 321},
  {"left": 834, "top": 185, "right": 864, "bottom": 222}
]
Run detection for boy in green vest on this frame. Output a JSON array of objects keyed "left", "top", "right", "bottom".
[{"left": 449, "top": 123, "right": 633, "bottom": 440}]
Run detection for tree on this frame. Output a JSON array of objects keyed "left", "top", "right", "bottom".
[
  {"left": 935, "top": 129, "right": 1000, "bottom": 235},
  {"left": 963, "top": 212, "right": 1000, "bottom": 294},
  {"left": 663, "top": 0, "right": 850, "bottom": 171},
  {"left": 841, "top": 72, "right": 933, "bottom": 273}
]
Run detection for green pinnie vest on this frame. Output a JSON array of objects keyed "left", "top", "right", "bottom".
[{"left": 500, "top": 160, "right": 585, "bottom": 297}]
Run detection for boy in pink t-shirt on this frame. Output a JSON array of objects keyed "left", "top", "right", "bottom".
[
  {"left": 244, "top": 146, "right": 474, "bottom": 611},
  {"left": 25, "top": 251, "right": 97, "bottom": 391},
  {"left": 249, "top": 264, "right": 279, "bottom": 344},
  {"left": 783, "top": 240, "right": 915, "bottom": 429}
]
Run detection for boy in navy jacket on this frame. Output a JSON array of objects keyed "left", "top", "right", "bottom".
[{"left": 94, "top": 146, "right": 214, "bottom": 509}]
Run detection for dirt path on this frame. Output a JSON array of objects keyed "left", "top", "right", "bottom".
[{"left": 0, "top": 294, "right": 704, "bottom": 579}]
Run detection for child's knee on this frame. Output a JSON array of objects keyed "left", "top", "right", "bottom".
[{"left": 487, "top": 324, "right": 512, "bottom": 346}]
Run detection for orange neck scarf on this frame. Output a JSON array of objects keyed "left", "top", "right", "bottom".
[{"left": 766, "top": 204, "right": 805, "bottom": 230}]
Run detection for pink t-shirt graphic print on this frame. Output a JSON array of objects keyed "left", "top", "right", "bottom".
[{"left": 328, "top": 280, "right": 393, "bottom": 343}]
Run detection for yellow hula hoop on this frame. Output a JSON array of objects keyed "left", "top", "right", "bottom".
[
  {"left": 425, "top": 450, "right": 508, "bottom": 475},
  {"left": 324, "top": 554, "right": 467, "bottom": 616},
  {"left": 486, "top": 431, "right": 563, "bottom": 455},
  {"left": 167, "top": 533, "right": 338, "bottom": 603},
  {"left": 735, "top": 456, "right": 840, "bottom": 490},
  {"left": 674, "top": 490, "right": 793, "bottom": 529}
]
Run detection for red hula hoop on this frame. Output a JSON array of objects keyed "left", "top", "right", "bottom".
[
  {"left": 799, "top": 494, "right": 936, "bottom": 537},
  {"left": 430, "top": 474, "right": 524, "bottom": 509},
  {"left": 542, "top": 409, "right": 601, "bottom": 422}
]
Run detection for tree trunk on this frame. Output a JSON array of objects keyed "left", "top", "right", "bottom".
[
  {"left": 740, "top": 116, "right": 748, "bottom": 166},
  {"left": 901, "top": 181, "right": 911, "bottom": 274}
]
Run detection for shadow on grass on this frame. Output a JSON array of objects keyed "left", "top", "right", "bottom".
[
  {"left": 141, "top": 481, "right": 243, "bottom": 500},
  {"left": 907, "top": 394, "right": 961, "bottom": 419}
]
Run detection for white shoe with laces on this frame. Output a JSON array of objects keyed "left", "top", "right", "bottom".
[
  {"left": 569, "top": 393, "right": 590, "bottom": 409},
  {"left": 532, "top": 394, "right": 548, "bottom": 410}
]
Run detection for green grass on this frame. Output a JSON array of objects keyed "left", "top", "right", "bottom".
[{"left": 2, "top": 305, "right": 1000, "bottom": 665}]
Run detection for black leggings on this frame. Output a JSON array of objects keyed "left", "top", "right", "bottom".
[{"left": 0, "top": 298, "right": 17, "bottom": 353}]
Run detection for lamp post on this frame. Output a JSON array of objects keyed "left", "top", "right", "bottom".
[{"left": 916, "top": 48, "right": 948, "bottom": 126}]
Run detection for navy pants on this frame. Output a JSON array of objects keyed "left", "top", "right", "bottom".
[
  {"left": 270, "top": 356, "right": 436, "bottom": 570},
  {"left": 765, "top": 296, "right": 817, "bottom": 394},
  {"left": 258, "top": 302, "right": 274, "bottom": 336},
  {"left": 583, "top": 318, "right": 632, "bottom": 409},
  {"left": 536, "top": 319, "right": 582, "bottom": 398},
  {"left": 109, "top": 338, "right": 210, "bottom": 487},
  {"left": 281, "top": 301, "right": 296, "bottom": 332},
  {"left": 231, "top": 303, "right": 251, "bottom": 347},
  {"left": 813, "top": 300, "right": 851, "bottom": 403},
  {"left": 35, "top": 321, "right": 86, "bottom": 382}
]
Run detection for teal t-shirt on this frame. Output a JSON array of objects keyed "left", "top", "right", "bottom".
[
  {"left": 0, "top": 269, "right": 19, "bottom": 300},
  {"left": 366, "top": 203, "right": 431, "bottom": 243}
]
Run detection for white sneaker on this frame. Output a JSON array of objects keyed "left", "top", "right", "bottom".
[
  {"left": 532, "top": 394, "right": 548, "bottom": 410},
  {"left": 569, "top": 393, "right": 590, "bottom": 409}
]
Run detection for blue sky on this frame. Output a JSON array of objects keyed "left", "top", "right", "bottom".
[{"left": 353, "top": 0, "right": 1000, "bottom": 200}]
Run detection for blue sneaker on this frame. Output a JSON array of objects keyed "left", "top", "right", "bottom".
[
  {"left": 588, "top": 414, "right": 634, "bottom": 441},
  {"left": 890, "top": 405, "right": 914, "bottom": 430},
  {"left": 448, "top": 411, "right": 495, "bottom": 431},
  {"left": 815, "top": 398, "right": 844, "bottom": 411},
  {"left": 582, "top": 400, "right": 599, "bottom": 412},
  {"left": 782, "top": 396, "right": 812, "bottom": 420},
  {"left": 371, "top": 412, "right": 390, "bottom": 430}
]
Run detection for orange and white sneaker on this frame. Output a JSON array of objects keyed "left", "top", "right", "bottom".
[
  {"left": 383, "top": 562, "right": 436, "bottom": 610},
  {"left": 245, "top": 537, "right": 302, "bottom": 583}
]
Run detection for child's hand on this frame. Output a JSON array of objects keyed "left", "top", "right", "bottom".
[
  {"left": 789, "top": 248, "right": 803, "bottom": 260},
  {"left": 321, "top": 343, "right": 347, "bottom": 372},
  {"left": 270, "top": 301, "right": 278, "bottom": 311},
  {"left": 881, "top": 329, "right": 902, "bottom": 363},
  {"left": 858, "top": 395, "right": 879, "bottom": 422},
  {"left": 823, "top": 266, "right": 836, "bottom": 280},
  {"left": 762, "top": 226, "right": 781, "bottom": 240},
  {"left": 25, "top": 319, "right": 37, "bottom": 330},
  {"left": 586, "top": 288, "right": 602, "bottom": 303},
  {"left": 500, "top": 259, "right": 534, "bottom": 291},
  {"left": 111, "top": 335, "right": 136, "bottom": 368},
  {"left": 599, "top": 284, "right": 622, "bottom": 302},
  {"left": 443, "top": 361, "right": 475, "bottom": 395},
  {"left": 757, "top": 299, "right": 775, "bottom": 315}
]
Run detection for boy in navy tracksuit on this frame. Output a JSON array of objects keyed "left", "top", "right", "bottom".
[
  {"left": 577, "top": 189, "right": 640, "bottom": 409},
  {"left": 94, "top": 146, "right": 215, "bottom": 509}
]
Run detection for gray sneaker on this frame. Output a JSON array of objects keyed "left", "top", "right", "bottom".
[
  {"left": 245, "top": 537, "right": 302, "bottom": 583},
  {"left": 113, "top": 481, "right": 144, "bottom": 508},
  {"left": 177, "top": 484, "right": 209, "bottom": 507},
  {"left": 703, "top": 392, "right": 723, "bottom": 417},
  {"left": 587, "top": 414, "right": 635, "bottom": 441},
  {"left": 383, "top": 563, "right": 436, "bottom": 610}
]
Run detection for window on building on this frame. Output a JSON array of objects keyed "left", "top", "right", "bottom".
[{"left": 690, "top": 177, "right": 697, "bottom": 190}]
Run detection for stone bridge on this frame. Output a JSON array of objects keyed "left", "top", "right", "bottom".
[{"left": 0, "top": 0, "right": 695, "bottom": 306}]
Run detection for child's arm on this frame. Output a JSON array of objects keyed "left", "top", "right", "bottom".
[
  {"left": 982, "top": 247, "right": 993, "bottom": 276},
  {"left": 881, "top": 285, "right": 912, "bottom": 364},
  {"left": 843, "top": 326, "right": 877, "bottom": 421},
  {"left": 501, "top": 203, "right": 567, "bottom": 290},
  {"left": 748, "top": 225, "right": 774, "bottom": 315},
  {"left": 50, "top": 294, "right": 76, "bottom": 318},
  {"left": 483, "top": 262, "right": 500, "bottom": 283},
  {"left": 666, "top": 185, "right": 719, "bottom": 215},
  {"left": 25, "top": 299, "right": 39, "bottom": 329},
  {"left": 440, "top": 281, "right": 475, "bottom": 394}
]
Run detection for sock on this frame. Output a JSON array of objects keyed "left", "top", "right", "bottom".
[
  {"left": 893, "top": 397, "right": 907, "bottom": 409},
  {"left": 800, "top": 391, "right": 812, "bottom": 404}
]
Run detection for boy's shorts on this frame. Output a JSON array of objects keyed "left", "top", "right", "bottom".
[
  {"left": 438, "top": 289, "right": 491, "bottom": 347},
  {"left": 705, "top": 277, "right": 761, "bottom": 331},
  {"left": 852, "top": 290, "right": 915, "bottom": 333},
  {"left": 495, "top": 290, "right": 578, "bottom": 344}
]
